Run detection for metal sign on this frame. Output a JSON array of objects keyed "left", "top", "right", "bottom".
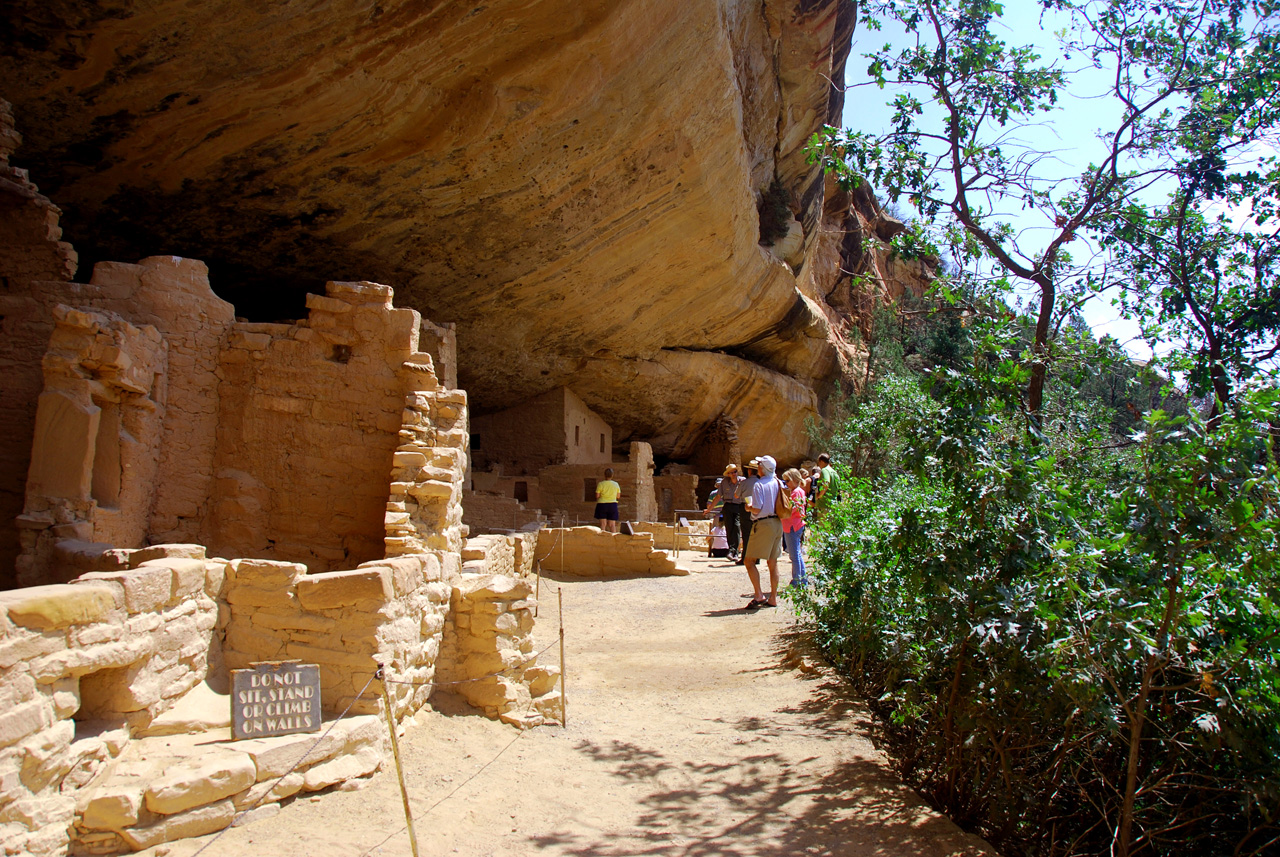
[{"left": 231, "top": 661, "right": 322, "bottom": 740}]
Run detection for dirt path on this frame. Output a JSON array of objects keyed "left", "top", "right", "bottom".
[{"left": 159, "top": 555, "right": 994, "bottom": 857}]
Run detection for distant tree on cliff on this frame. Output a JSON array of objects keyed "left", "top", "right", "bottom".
[{"left": 810, "top": 0, "right": 1280, "bottom": 428}]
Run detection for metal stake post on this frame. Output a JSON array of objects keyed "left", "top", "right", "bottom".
[
  {"left": 376, "top": 664, "right": 420, "bottom": 857},
  {"left": 558, "top": 589, "right": 567, "bottom": 728}
]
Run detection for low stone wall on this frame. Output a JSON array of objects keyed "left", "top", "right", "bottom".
[
  {"left": 218, "top": 555, "right": 454, "bottom": 719},
  {"left": 461, "top": 489, "right": 546, "bottom": 534},
  {"left": 439, "top": 575, "right": 561, "bottom": 727},
  {"left": 534, "top": 527, "right": 689, "bottom": 577},
  {"left": 632, "top": 520, "right": 711, "bottom": 552},
  {"left": 461, "top": 533, "right": 537, "bottom": 580},
  {"left": 0, "top": 547, "right": 221, "bottom": 857}
]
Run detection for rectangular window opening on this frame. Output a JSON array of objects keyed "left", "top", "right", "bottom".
[{"left": 583, "top": 478, "right": 597, "bottom": 503}]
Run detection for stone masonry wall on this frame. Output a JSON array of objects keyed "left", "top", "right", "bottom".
[
  {"left": 209, "top": 282, "right": 433, "bottom": 572},
  {"left": 1, "top": 255, "right": 237, "bottom": 587},
  {"left": 653, "top": 473, "right": 700, "bottom": 521},
  {"left": 218, "top": 555, "right": 452, "bottom": 719},
  {"left": 533, "top": 527, "right": 688, "bottom": 577},
  {"left": 0, "top": 98, "right": 79, "bottom": 584},
  {"left": 384, "top": 388, "right": 469, "bottom": 559},
  {"left": 0, "top": 546, "right": 220, "bottom": 857},
  {"left": 461, "top": 489, "right": 546, "bottom": 535},
  {"left": 538, "top": 441, "right": 658, "bottom": 523},
  {"left": 15, "top": 306, "right": 167, "bottom": 587}
]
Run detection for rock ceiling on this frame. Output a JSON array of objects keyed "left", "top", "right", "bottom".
[{"left": 0, "top": 0, "right": 876, "bottom": 464}]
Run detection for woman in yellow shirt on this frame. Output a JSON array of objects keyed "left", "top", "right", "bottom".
[{"left": 594, "top": 467, "right": 622, "bottom": 532}]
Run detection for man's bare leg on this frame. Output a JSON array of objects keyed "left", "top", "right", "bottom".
[
  {"left": 744, "top": 558, "right": 764, "bottom": 603},
  {"left": 765, "top": 558, "right": 779, "bottom": 605}
]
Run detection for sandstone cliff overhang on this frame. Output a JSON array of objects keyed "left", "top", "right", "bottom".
[{"left": 0, "top": 0, "right": 864, "bottom": 463}]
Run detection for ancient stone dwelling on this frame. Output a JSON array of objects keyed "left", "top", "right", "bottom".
[{"left": 0, "top": 107, "right": 572, "bottom": 856}]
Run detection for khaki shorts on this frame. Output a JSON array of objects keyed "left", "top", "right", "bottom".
[{"left": 745, "top": 516, "right": 783, "bottom": 561}]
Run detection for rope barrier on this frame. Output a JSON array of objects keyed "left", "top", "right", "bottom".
[{"left": 190, "top": 671, "right": 380, "bottom": 857}]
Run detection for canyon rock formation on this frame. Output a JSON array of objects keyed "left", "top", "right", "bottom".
[{"left": 1, "top": 0, "right": 927, "bottom": 464}]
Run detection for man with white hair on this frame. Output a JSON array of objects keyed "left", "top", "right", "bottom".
[{"left": 743, "top": 455, "right": 783, "bottom": 609}]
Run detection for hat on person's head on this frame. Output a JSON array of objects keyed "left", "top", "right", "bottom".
[
  {"left": 723, "top": 463, "right": 738, "bottom": 475},
  {"left": 747, "top": 458, "right": 759, "bottom": 468},
  {"left": 758, "top": 455, "right": 776, "bottom": 476}
]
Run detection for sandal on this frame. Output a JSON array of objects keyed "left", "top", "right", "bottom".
[{"left": 744, "top": 599, "right": 764, "bottom": 610}]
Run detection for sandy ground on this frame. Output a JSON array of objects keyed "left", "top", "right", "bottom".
[{"left": 155, "top": 554, "right": 995, "bottom": 857}]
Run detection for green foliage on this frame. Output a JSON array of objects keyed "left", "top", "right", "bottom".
[
  {"left": 806, "top": 0, "right": 1280, "bottom": 423},
  {"left": 799, "top": 324, "right": 1280, "bottom": 855}
]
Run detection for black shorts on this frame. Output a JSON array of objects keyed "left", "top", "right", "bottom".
[{"left": 594, "top": 502, "right": 619, "bottom": 521}]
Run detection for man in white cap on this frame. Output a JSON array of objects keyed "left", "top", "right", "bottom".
[{"left": 742, "top": 455, "right": 782, "bottom": 609}]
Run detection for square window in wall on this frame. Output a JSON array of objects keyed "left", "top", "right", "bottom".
[
  {"left": 600, "top": 433, "right": 605, "bottom": 453},
  {"left": 574, "top": 425, "right": 580, "bottom": 445},
  {"left": 514, "top": 481, "right": 528, "bottom": 503},
  {"left": 583, "top": 478, "right": 597, "bottom": 503},
  {"left": 471, "top": 434, "right": 482, "bottom": 450}
]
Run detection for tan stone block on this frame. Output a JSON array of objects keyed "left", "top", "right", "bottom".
[
  {"left": 50, "top": 676, "right": 79, "bottom": 717},
  {"left": 283, "top": 642, "right": 379, "bottom": 670},
  {"left": 458, "top": 574, "right": 531, "bottom": 602},
  {"left": 0, "top": 793, "right": 75, "bottom": 828},
  {"left": 0, "top": 630, "right": 65, "bottom": 669},
  {"left": 27, "top": 391, "right": 97, "bottom": 500},
  {"left": 0, "top": 699, "right": 54, "bottom": 749},
  {"left": 224, "top": 624, "right": 285, "bottom": 660},
  {"left": 128, "top": 544, "right": 207, "bottom": 567},
  {"left": 250, "top": 611, "right": 334, "bottom": 633},
  {"left": 204, "top": 560, "right": 230, "bottom": 599},
  {"left": 295, "top": 568, "right": 391, "bottom": 610},
  {"left": 421, "top": 613, "right": 445, "bottom": 637},
  {"left": 1, "top": 584, "right": 120, "bottom": 630},
  {"left": 145, "top": 752, "right": 256, "bottom": 815},
  {"left": 232, "top": 801, "right": 280, "bottom": 827},
  {"left": 393, "top": 451, "right": 428, "bottom": 468},
  {"left": 460, "top": 649, "right": 522, "bottom": 679},
  {"left": 301, "top": 744, "right": 382, "bottom": 792},
  {"left": 29, "top": 637, "right": 151, "bottom": 682},
  {"left": 80, "top": 783, "right": 143, "bottom": 830},
  {"left": 408, "top": 480, "right": 453, "bottom": 500},
  {"left": 119, "top": 798, "right": 235, "bottom": 850},
  {"left": 525, "top": 665, "right": 561, "bottom": 698},
  {"left": 145, "top": 558, "right": 207, "bottom": 600},
  {"left": 458, "top": 676, "right": 518, "bottom": 709},
  {"left": 468, "top": 611, "right": 524, "bottom": 636},
  {"left": 77, "top": 565, "right": 170, "bottom": 613},
  {"left": 233, "top": 771, "right": 303, "bottom": 808},
  {"left": 230, "top": 558, "right": 307, "bottom": 588},
  {"left": 125, "top": 611, "right": 162, "bottom": 634},
  {"left": 533, "top": 690, "right": 564, "bottom": 722},
  {"left": 0, "top": 672, "right": 36, "bottom": 711},
  {"left": 225, "top": 585, "right": 298, "bottom": 609}
]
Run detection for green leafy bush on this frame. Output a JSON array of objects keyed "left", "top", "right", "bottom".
[{"left": 797, "top": 327, "right": 1280, "bottom": 855}]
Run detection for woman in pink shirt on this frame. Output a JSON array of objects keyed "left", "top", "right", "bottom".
[{"left": 781, "top": 468, "right": 808, "bottom": 586}]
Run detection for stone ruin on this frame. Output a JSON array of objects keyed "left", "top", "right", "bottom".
[{"left": 0, "top": 104, "right": 572, "bottom": 856}]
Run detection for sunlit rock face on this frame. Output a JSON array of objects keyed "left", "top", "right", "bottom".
[{"left": 1, "top": 0, "right": 883, "bottom": 464}]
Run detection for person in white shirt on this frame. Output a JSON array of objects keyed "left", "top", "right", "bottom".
[{"left": 742, "top": 455, "right": 783, "bottom": 609}]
